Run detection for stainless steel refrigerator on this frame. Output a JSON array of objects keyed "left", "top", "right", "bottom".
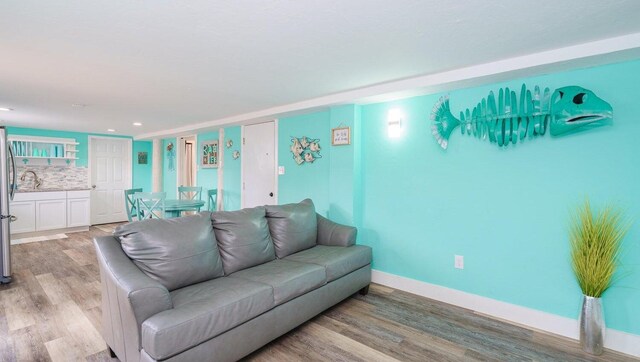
[{"left": 0, "top": 126, "right": 16, "bottom": 284}]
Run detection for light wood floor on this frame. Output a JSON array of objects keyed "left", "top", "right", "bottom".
[{"left": 0, "top": 225, "right": 636, "bottom": 362}]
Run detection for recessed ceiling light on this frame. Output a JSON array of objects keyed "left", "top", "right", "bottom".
[
  {"left": 0, "top": 107, "right": 13, "bottom": 112},
  {"left": 132, "top": 122, "right": 142, "bottom": 126},
  {"left": 107, "top": 129, "right": 115, "bottom": 132}
]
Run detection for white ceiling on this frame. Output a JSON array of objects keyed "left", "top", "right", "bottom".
[{"left": 1, "top": 1, "right": 640, "bottom": 138}]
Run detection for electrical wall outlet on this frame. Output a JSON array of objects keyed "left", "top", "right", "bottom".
[
  {"left": 454, "top": 255, "right": 464, "bottom": 269},
  {"left": 278, "top": 166, "right": 285, "bottom": 175}
]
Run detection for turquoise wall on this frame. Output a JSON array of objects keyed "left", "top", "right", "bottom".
[
  {"left": 277, "top": 107, "right": 361, "bottom": 223},
  {"left": 328, "top": 105, "right": 361, "bottom": 226},
  {"left": 222, "top": 127, "right": 242, "bottom": 210},
  {"left": 278, "top": 111, "right": 331, "bottom": 216},
  {"left": 197, "top": 131, "right": 219, "bottom": 211},
  {"left": 132, "top": 141, "right": 152, "bottom": 191},
  {"left": 162, "top": 138, "right": 177, "bottom": 199},
  {"left": 357, "top": 60, "right": 640, "bottom": 335},
  {"left": 270, "top": 60, "right": 640, "bottom": 336}
]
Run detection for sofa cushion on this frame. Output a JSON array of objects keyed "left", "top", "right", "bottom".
[
  {"left": 211, "top": 206, "right": 276, "bottom": 274},
  {"left": 229, "top": 259, "right": 326, "bottom": 305},
  {"left": 265, "top": 199, "right": 317, "bottom": 258},
  {"left": 114, "top": 212, "right": 224, "bottom": 291},
  {"left": 142, "top": 277, "right": 274, "bottom": 360},
  {"left": 285, "top": 245, "right": 372, "bottom": 282}
]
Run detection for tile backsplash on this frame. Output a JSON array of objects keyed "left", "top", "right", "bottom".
[{"left": 15, "top": 165, "right": 88, "bottom": 190}]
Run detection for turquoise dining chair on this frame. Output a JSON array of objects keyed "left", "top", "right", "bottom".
[
  {"left": 134, "top": 192, "right": 166, "bottom": 220},
  {"left": 124, "top": 188, "right": 143, "bottom": 222},
  {"left": 178, "top": 186, "right": 203, "bottom": 212},
  {"left": 208, "top": 189, "right": 218, "bottom": 211}
]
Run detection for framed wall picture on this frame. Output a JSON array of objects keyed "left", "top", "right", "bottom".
[
  {"left": 332, "top": 127, "right": 350, "bottom": 146},
  {"left": 137, "top": 152, "right": 148, "bottom": 164},
  {"left": 201, "top": 140, "right": 219, "bottom": 168}
]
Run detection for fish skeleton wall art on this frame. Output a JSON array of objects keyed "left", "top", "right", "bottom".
[{"left": 430, "top": 84, "right": 613, "bottom": 149}]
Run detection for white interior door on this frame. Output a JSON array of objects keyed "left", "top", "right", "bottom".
[
  {"left": 242, "top": 121, "right": 276, "bottom": 208},
  {"left": 90, "top": 137, "right": 131, "bottom": 224}
]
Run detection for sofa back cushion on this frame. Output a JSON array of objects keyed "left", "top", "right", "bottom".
[
  {"left": 211, "top": 206, "right": 276, "bottom": 274},
  {"left": 265, "top": 199, "right": 317, "bottom": 258},
  {"left": 114, "top": 212, "right": 224, "bottom": 291}
]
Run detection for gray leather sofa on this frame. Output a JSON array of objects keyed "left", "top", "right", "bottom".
[{"left": 94, "top": 199, "right": 372, "bottom": 362}]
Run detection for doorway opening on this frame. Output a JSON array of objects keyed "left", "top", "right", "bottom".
[{"left": 177, "top": 135, "right": 197, "bottom": 189}]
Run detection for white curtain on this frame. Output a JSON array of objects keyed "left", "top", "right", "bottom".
[{"left": 184, "top": 141, "right": 194, "bottom": 186}]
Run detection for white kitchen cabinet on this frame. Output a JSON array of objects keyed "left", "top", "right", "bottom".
[
  {"left": 36, "top": 199, "right": 67, "bottom": 231},
  {"left": 67, "top": 190, "right": 91, "bottom": 228},
  {"left": 9, "top": 201, "right": 36, "bottom": 233},
  {"left": 67, "top": 198, "right": 90, "bottom": 227},
  {"left": 11, "top": 190, "right": 91, "bottom": 236}
]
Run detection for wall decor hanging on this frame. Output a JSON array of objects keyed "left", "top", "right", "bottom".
[
  {"left": 201, "top": 140, "right": 219, "bottom": 168},
  {"left": 166, "top": 142, "right": 175, "bottom": 171},
  {"left": 226, "top": 139, "right": 233, "bottom": 148},
  {"left": 290, "top": 136, "right": 322, "bottom": 165},
  {"left": 137, "top": 152, "right": 148, "bottom": 165},
  {"left": 232, "top": 150, "right": 240, "bottom": 160},
  {"left": 431, "top": 84, "right": 613, "bottom": 149},
  {"left": 332, "top": 126, "right": 351, "bottom": 146}
]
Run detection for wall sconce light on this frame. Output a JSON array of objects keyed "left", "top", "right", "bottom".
[{"left": 387, "top": 109, "right": 403, "bottom": 138}]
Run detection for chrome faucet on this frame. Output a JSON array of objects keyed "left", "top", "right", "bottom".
[{"left": 20, "top": 170, "right": 43, "bottom": 189}]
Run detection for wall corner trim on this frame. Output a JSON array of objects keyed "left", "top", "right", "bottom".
[{"left": 371, "top": 269, "right": 640, "bottom": 357}]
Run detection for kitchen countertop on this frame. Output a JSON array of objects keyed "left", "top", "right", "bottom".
[{"left": 15, "top": 187, "right": 92, "bottom": 193}]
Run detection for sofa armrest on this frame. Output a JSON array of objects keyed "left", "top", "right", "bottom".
[
  {"left": 94, "top": 235, "right": 173, "bottom": 362},
  {"left": 316, "top": 214, "right": 357, "bottom": 247}
]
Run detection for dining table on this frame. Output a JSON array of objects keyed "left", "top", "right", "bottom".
[{"left": 164, "top": 199, "right": 206, "bottom": 218}]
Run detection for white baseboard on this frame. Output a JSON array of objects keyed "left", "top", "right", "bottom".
[{"left": 371, "top": 269, "right": 640, "bottom": 357}]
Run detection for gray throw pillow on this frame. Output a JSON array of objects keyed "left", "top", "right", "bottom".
[
  {"left": 114, "top": 212, "right": 224, "bottom": 291},
  {"left": 265, "top": 199, "right": 317, "bottom": 258},
  {"left": 211, "top": 206, "right": 276, "bottom": 274}
]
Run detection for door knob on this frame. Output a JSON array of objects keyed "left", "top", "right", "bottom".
[
  {"left": 91, "top": 185, "right": 97, "bottom": 189},
  {"left": 269, "top": 192, "right": 274, "bottom": 197}
]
